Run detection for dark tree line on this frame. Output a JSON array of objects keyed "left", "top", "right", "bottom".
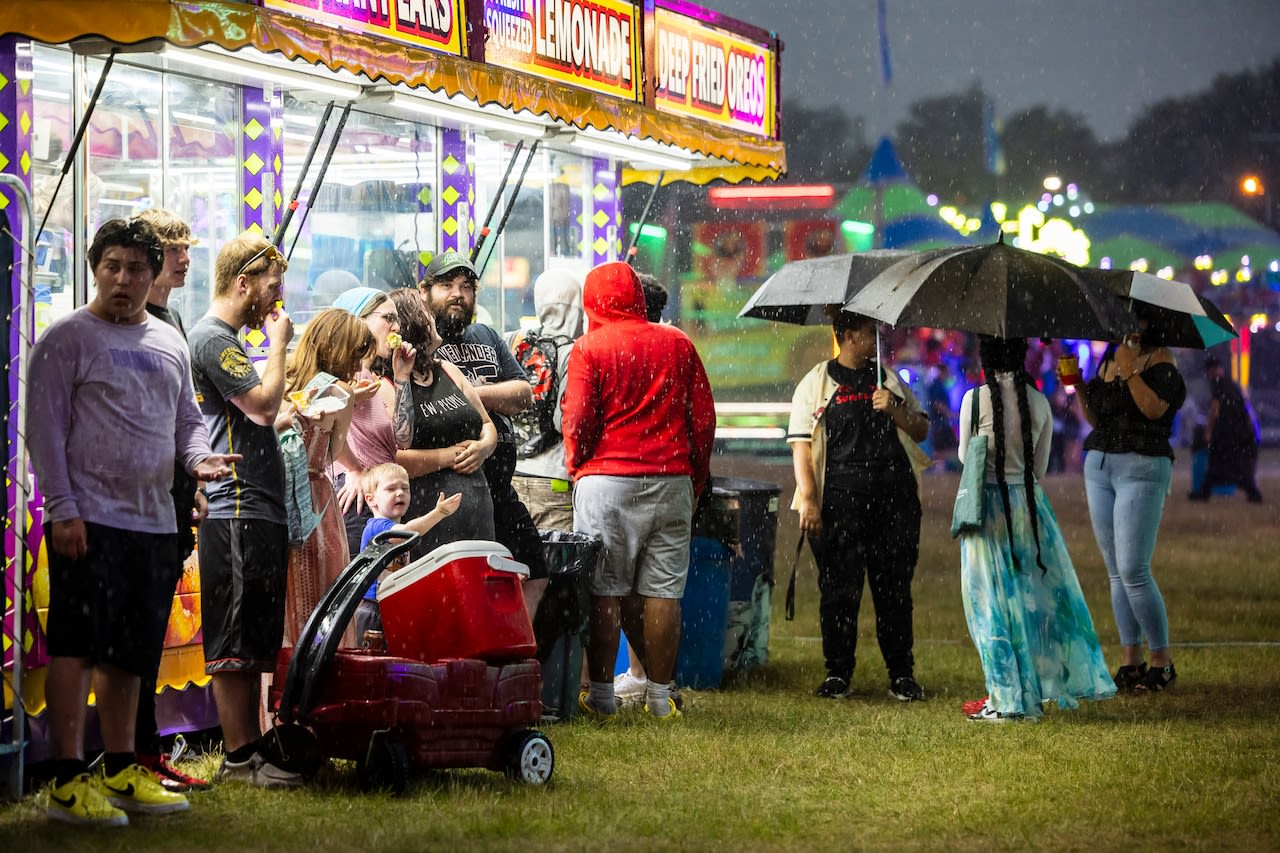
[
  {"left": 621, "top": 59, "right": 1280, "bottom": 256},
  {"left": 786, "top": 59, "right": 1280, "bottom": 211}
]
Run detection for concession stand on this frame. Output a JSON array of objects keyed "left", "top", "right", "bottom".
[{"left": 0, "top": 0, "right": 786, "bottom": 795}]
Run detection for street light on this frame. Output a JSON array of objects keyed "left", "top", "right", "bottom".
[{"left": 1240, "top": 174, "right": 1272, "bottom": 227}]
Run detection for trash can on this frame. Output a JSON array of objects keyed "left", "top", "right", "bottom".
[
  {"left": 704, "top": 477, "right": 781, "bottom": 681},
  {"left": 674, "top": 536, "right": 733, "bottom": 689},
  {"left": 533, "top": 530, "right": 602, "bottom": 721}
]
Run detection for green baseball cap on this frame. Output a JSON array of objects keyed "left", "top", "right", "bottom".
[{"left": 423, "top": 250, "right": 478, "bottom": 281}]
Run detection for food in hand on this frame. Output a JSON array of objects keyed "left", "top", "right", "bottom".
[
  {"left": 307, "top": 395, "right": 347, "bottom": 416},
  {"left": 387, "top": 332, "right": 402, "bottom": 350},
  {"left": 288, "top": 389, "right": 312, "bottom": 410}
]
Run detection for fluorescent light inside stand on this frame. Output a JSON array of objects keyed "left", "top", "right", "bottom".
[
  {"left": 165, "top": 48, "right": 362, "bottom": 99},
  {"left": 569, "top": 134, "right": 694, "bottom": 171},
  {"left": 365, "top": 92, "right": 547, "bottom": 138}
]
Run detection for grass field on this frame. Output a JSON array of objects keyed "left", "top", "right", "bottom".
[{"left": 3, "top": 452, "right": 1278, "bottom": 851}]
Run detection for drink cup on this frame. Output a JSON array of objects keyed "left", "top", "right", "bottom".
[{"left": 1058, "top": 355, "right": 1081, "bottom": 386}]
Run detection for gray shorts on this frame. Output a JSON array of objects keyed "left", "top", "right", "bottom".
[{"left": 573, "top": 474, "right": 693, "bottom": 599}]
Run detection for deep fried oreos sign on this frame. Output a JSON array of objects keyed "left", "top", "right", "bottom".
[
  {"left": 653, "top": 7, "right": 774, "bottom": 137},
  {"left": 483, "top": 0, "right": 640, "bottom": 101}
]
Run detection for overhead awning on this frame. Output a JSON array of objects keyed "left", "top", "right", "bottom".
[{"left": 0, "top": 0, "right": 786, "bottom": 183}]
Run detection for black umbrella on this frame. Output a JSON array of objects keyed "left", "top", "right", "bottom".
[
  {"left": 738, "top": 249, "right": 920, "bottom": 325},
  {"left": 842, "top": 236, "right": 1132, "bottom": 340},
  {"left": 1102, "top": 271, "right": 1238, "bottom": 349}
]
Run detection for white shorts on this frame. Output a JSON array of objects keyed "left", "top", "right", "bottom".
[{"left": 573, "top": 474, "right": 693, "bottom": 599}]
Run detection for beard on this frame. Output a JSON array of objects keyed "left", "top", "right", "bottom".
[{"left": 432, "top": 303, "right": 469, "bottom": 340}]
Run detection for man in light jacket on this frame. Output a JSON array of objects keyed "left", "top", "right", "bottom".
[{"left": 789, "top": 311, "right": 931, "bottom": 703}]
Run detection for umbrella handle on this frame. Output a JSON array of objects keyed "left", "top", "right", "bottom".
[{"left": 876, "top": 329, "right": 883, "bottom": 388}]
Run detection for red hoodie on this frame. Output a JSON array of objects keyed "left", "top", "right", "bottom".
[{"left": 561, "top": 262, "right": 716, "bottom": 495}]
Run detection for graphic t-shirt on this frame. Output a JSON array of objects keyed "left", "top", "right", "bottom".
[
  {"left": 188, "top": 315, "right": 286, "bottom": 523},
  {"left": 436, "top": 323, "right": 526, "bottom": 487},
  {"left": 823, "top": 359, "right": 911, "bottom": 491}
]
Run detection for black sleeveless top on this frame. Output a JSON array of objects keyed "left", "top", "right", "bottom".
[{"left": 410, "top": 363, "right": 483, "bottom": 450}]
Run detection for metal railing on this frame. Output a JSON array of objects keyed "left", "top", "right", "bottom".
[{"left": 1, "top": 173, "right": 34, "bottom": 801}]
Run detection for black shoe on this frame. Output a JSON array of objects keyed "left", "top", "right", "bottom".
[
  {"left": 1113, "top": 662, "right": 1148, "bottom": 691},
  {"left": 1134, "top": 663, "right": 1177, "bottom": 693},
  {"left": 814, "top": 676, "right": 851, "bottom": 699},
  {"left": 888, "top": 676, "right": 926, "bottom": 702}
]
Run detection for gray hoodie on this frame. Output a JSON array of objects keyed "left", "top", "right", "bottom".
[{"left": 514, "top": 268, "right": 583, "bottom": 480}]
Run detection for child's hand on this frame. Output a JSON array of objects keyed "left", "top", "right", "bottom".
[{"left": 435, "top": 491, "right": 462, "bottom": 517}]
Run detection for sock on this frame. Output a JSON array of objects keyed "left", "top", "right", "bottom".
[
  {"left": 646, "top": 679, "right": 674, "bottom": 716},
  {"left": 103, "top": 752, "right": 135, "bottom": 777},
  {"left": 51, "top": 759, "right": 88, "bottom": 787},
  {"left": 227, "top": 743, "right": 258, "bottom": 764},
  {"left": 587, "top": 681, "right": 616, "bottom": 714}
]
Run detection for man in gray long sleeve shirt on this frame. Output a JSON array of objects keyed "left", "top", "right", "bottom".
[{"left": 26, "top": 218, "right": 238, "bottom": 828}]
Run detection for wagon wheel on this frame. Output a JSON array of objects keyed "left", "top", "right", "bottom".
[
  {"left": 505, "top": 730, "right": 554, "bottom": 786},
  {"left": 259, "top": 723, "right": 323, "bottom": 777},
  {"left": 358, "top": 731, "right": 409, "bottom": 795}
]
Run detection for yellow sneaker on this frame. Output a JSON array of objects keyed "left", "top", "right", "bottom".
[
  {"left": 643, "top": 696, "right": 683, "bottom": 720},
  {"left": 577, "top": 690, "right": 618, "bottom": 722},
  {"left": 97, "top": 764, "right": 190, "bottom": 815},
  {"left": 46, "top": 773, "right": 128, "bottom": 827}
]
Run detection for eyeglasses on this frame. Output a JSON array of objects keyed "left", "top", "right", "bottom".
[
  {"left": 236, "top": 244, "right": 288, "bottom": 277},
  {"left": 372, "top": 312, "right": 401, "bottom": 327}
]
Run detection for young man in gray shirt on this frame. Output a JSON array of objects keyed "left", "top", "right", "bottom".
[{"left": 28, "top": 218, "right": 237, "bottom": 827}]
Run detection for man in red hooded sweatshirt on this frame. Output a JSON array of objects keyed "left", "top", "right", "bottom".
[{"left": 563, "top": 261, "right": 716, "bottom": 720}]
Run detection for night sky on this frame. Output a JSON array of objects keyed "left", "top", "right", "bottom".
[{"left": 711, "top": 0, "right": 1280, "bottom": 140}]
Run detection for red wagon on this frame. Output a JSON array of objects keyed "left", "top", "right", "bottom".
[{"left": 265, "top": 532, "right": 554, "bottom": 794}]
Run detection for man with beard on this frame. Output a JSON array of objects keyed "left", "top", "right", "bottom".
[
  {"left": 187, "top": 233, "right": 301, "bottom": 787},
  {"left": 420, "top": 251, "right": 549, "bottom": 614}
]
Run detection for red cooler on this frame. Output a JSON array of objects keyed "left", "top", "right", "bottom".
[{"left": 377, "top": 540, "right": 536, "bottom": 663}]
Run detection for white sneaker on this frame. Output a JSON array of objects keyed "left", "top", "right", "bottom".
[
  {"left": 613, "top": 671, "right": 647, "bottom": 703},
  {"left": 217, "top": 752, "right": 305, "bottom": 788},
  {"left": 966, "top": 702, "right": 1026, "bottom": 723}
]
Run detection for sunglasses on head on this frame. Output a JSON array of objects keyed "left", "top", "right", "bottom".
[{"left": 237, "top": 244, "right": 288, "bottom": 277}]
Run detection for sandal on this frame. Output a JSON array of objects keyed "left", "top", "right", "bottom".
[
  {"left": 1134, "top": 663, "right": 1177, "bottom": 693},
  {"left": 1113, "top": 662, "right": 1148, "bottom": 691}
]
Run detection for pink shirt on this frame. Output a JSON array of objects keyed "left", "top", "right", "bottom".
[{"left": 339, "top": 370, "right": 398, "bottom": 473}]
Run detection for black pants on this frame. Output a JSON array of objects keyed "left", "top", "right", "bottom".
[{"left": 808, "top": 481, "right": 921, "bottom": 682}]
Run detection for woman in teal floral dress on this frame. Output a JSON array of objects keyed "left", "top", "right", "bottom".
[{"left": 956, "top": 337, "right": 1115, "bottom": 721}]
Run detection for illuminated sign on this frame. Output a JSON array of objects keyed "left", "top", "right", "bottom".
[
  {"left": 263, "top": 0, "right": 466, "bottom": 57},
  {"left": 482, "top": 0, "right": 641, "bottom": 102},
  {"left": 653, "top": 7, "right": 775, "bottom": 137}
]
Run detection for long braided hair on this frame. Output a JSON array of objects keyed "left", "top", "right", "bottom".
[{"left": 977, "top": 336, "right": 1046, "bottom": 574}]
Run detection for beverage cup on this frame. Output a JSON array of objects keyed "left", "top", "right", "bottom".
[{"left": 1058, "top": 355, "right": 1081, "bottom": 386}]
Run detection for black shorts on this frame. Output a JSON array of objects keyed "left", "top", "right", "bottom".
[
  {"left": 491, "top": 482, "right": 548, "bottom": 580},
  {"left": 45, "top": 522, "right": 181, "bottom": 678},
  {"left": 198, "top": 518, "right": 289, "bottom": 674}
]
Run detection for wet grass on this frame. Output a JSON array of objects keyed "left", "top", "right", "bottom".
[{"left": 2, "top": 453, "right": 1278, "bottom": 851}]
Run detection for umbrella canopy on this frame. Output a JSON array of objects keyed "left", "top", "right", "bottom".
[
  {"left": 1103, "top": 271, "right": 1237, "bottom": 349},
  {"left": 738, "top": 249, "right": 918, "bottom": 325},
  {"left": 842, "top": 237, "right": 1132, "bottom": 340}
]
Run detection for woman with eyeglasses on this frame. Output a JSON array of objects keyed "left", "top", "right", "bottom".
[{"left": 331, "top": 287, "right": 405, "bottom": 556}]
